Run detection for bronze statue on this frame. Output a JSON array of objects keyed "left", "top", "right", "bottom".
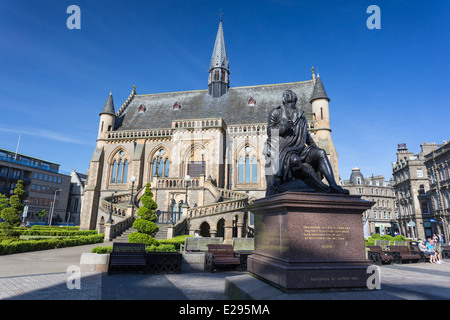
[{"left": 264, "top": 89, "right": 349, "bottom": 196}]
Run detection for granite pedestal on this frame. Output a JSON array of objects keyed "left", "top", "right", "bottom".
[{"left": 247, "top": 191, "right": 374, "bottom": 291}]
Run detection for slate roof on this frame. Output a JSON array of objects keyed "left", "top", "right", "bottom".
[
  {"left": 100, "top": 92, "right": 115, "bottom": 116},
  {"left": 210, "top": 19, "right": 229, "bottom": 71},
  {"left": 310, "top": 75, "right": 329, "bottom": 103},
  {"left": 114, "top": 80, "right": 316, "bottom": 131}
]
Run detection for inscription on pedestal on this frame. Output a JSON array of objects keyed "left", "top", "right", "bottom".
[{"left": 303, "top": 226, "right": 350, "bottom": 249}]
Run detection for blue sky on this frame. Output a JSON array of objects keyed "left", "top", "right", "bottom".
[{"left": 0, "top": 0, "right": 449, "bottom": 180}]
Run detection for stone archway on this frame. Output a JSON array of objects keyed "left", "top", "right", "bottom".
[
  {"left": 199, "top": 221, "right": 211, "bottom": 237},
  {"left": 216, "top": 218, "right": 225, "bottom": 238}
]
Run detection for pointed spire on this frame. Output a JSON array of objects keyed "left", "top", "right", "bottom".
[
  {"left": 100, "top": 91, "right": 115, "bottom": 116},
  {"left": 310, "top": 74, "right": 330, "bottom": 103},
  {"left": 210, "top": 18, "right": 229, "bottom": 71}
]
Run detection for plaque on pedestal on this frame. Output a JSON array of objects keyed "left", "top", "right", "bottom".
[{"left": 247, "top": 191, "right": 374, "bottom": 290}]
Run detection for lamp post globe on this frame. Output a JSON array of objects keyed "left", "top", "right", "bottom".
[
  {"left": 129, "top": 175, "right": 137, "bottom": 205},
  {"left": 184, "top": 175, "right": 190, "bottom": 205}
]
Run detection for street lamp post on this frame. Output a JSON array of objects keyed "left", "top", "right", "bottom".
[
  {"left": 129, "top": 175, "right": 137, "bottom": 205},
  {"left": 48, "top": 189, "right": 62, "bottom": 226},
  {"left": 201, "top": 149, "right": 206, "bottom": 175},
  {"left": 184, "top": 175, "right": 190, "bottom": 206},
  {"left": 108, "top": 192, "right": 116, "bottom": 224}
]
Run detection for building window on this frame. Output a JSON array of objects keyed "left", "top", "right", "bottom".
[
  {"left": 237, "top": 146, "right": 259, "bottom": 185},
  {"left": 252, "top": 157, "right": 258, "bottom": 183},
  {"left": 164, "top": 159, "right": 170, "bottom": 177},
  {"left": 417, "top": 169, "right": 423, "bottom": 178},
  {"left": 172, "top": 102, "right": 181, "bottom": 111},
  {"left": 248, "top": 97, "right": 256, "bottom": 107},
  {"left": 238, "top": 157, "right": 244, "bottom": 183},
  {"left": 110, "top": 149, "right": 129, "bottom": 184},
  {"left": 151, "top": 149, "right": 170, "bottom": 178}
]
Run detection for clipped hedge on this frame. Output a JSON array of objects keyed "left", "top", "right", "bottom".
[
  {"left": 0, "top": 234, "right": 105, "bottom": 255},
  {"left": 11, "top": 228, "right": 97, "bottom": 237},
  {"left": 157, "top": 235, "right": 192, "bottom": 251},
  {"left": 30, "top": 226, "right": 80, "bottom": 231}
]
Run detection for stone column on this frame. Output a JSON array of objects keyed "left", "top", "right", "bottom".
[
  {"left": 224, "top": 220, "right": 234, "bottom": 244},
  {"left": 104, "top": 223, "right": 113, "bottom": 242}
]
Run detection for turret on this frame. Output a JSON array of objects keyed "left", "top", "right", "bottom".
[
  {"left": 97, "top": 91, "right": 116, "bottom": 140},
  {"left": 310, "top": 73, "right": 330, "bottom": 133}
]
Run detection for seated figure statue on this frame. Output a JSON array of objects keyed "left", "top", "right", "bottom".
[{"left": 263, "top": 89, "right": 349, "bottom": 197}]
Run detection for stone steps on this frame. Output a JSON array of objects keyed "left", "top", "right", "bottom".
[{"left": 112, "top": 224, "right": 170, "bottom": 243}]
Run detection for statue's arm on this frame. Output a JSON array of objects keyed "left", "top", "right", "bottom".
[
  {"left": 268, "top": 109, "right": 290, "bottom": 136},
  {"left": 306, "top": 131, "right": 318, "bottom": 147}
]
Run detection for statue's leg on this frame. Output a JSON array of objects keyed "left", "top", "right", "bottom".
[
  {"left": 291, "top": 154, "right": 329, "bottom": 192},
  {"left": 314, "top": 149, "right": 349, "bottom": 194}
]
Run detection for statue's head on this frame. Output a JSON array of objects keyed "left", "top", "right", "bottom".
[{"left": 282, "top": 90, "right": 298, "bottom": 105}]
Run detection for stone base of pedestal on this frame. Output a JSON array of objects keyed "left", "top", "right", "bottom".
[{"left": 247, "top": 191, "right": 374, "bottom": 290}]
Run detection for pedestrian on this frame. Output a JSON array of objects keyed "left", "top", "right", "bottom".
[
  {"left": 438, "top": 233, "right": 444, "bottom": 246},
  {"left": 433, "top": 234, "right": 438, "bottom": 244},
  {"left": 194, "top": 230, "right": 201, "bottom": 237},
  {"left": 427, "top": 239, "right": 444, "bottom": 264},
  {"left": 419, "top": 240, "right": 436, "bottom": 263}
]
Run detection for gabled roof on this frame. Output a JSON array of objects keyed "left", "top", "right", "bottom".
[{"left": 114, "top": 80, "right": 315, "bottom": 131}]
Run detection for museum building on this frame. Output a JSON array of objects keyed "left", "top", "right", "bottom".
[{"left": 79, "top": 19, "right": 340, "bottom": 241}]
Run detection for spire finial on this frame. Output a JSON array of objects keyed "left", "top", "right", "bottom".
[{"left": 219, "top": 9, "right": 224, "bottom": 21}]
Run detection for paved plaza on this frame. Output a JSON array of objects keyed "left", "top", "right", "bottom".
[{"left": 0, "top": 243, "right": 449, "bottom": 300}]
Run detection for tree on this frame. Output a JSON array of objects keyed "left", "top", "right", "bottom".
[
  {"left": 0, "top": 180, "right": 26, "bottom": 230},
  {"left": 129, "top": 183, "right": 159, "bottom": 245},
  {"left": 37, "top": 209, "right": 48, "bottom": 221}
]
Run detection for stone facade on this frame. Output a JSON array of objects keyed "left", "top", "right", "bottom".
[
  {"left": 424, "top": 141, "right": 450, "bottom": 242},
  {"left": 341, "top": 168, "right": 396, "bottom": 236},
  {"left": 392, "top": 143, "right": 442, "bottom": 239}
]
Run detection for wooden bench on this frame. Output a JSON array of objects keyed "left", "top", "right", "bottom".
[
  {"left": 410, "top": 245, "right": 431, "bottom": 262},
  {"left": 374, "top": 240, "right": 391, "bottom": 251},
  {"left": 204, "top": 244, "right": 241, "bottom": 273},
  {"left": 388, "top": 245, "right": 421, "bottom": 264},
  {"left": 180, "top": 237, "right": 224, "bottom": 253},
  {"left": 107, "top": 243, "right": 147, "bottom": 275},
  {"left": 367, "top": 246, "right": 395, "bottom": 265}
]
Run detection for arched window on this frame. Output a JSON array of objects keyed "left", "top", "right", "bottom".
[
  {"left": 123, "top": 160, "right": 128, "bottom": 183},
  {"left": 158, "top": 158, "right": 164, "bottom": 177},
  {"left": 238, "top": 157, "right": 244, "bottom": 183},
  {"left": 152, "top": 159, "right": 157, "bottom": 176},
  {"left": 252, "top": 157, "right": 258, "bottom": 183},
  {"left": 245, "top": 156, "right": 251, "bottom": 183},
  {"left": 117, "top": 160, "right": 123, "bottom": 183},
  {"left": 110, "top": 149, "right": 129, "bottom": 184},
  {"left": 237, "top": 146, "right": 259, "bottom": 185},
  {"left": 111, "top": 161, "right": 117, "bottom": 183},
  {"left": 164, "top": 159, "right": 170, "bottom": 177}
]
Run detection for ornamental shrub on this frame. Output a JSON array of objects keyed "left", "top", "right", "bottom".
[
  {"left": 393, "top": 235, "right": 406, "bottom": 241},
  {"left": 133, "top": 218, "right": 159, "bottom": 237},
  {"left": 128, "top": 232, "right": 158, "bottom": 246},
  {"left": 131, "top": 183, "right": 159, "bottom": 244}
]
